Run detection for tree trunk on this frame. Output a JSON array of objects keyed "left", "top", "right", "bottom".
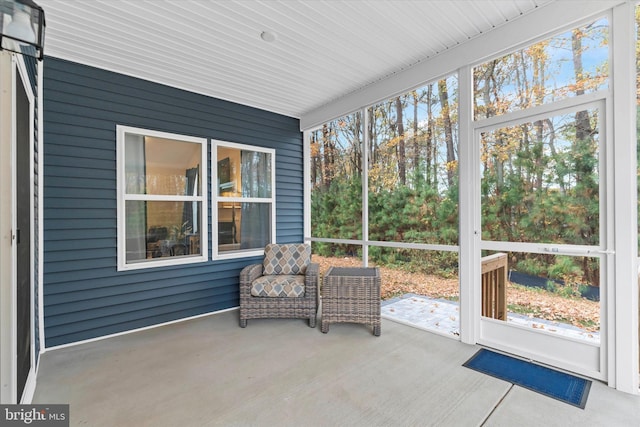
[
  {"left": 480, "top": 62, "right": 504, "bottom": 190},
  {"left": 352, "top": 111, "right": 362, "bottom": 176},
  {"left": 572, "top": 28, "right": 594, "bottom": 180},
  {"left": 412, "top": 91, "right": 420, "bottom": 187},
  {"left": 310, "top": 132, "right": 318, "bottom": 187},
  {"left": 572, "top": 26, "right": 598, "bottom": 284},
  {"left": 395, "top": 96, "right": 406, "bottom": 185},
  {"left": 322, "top": 123, "right": 334, "bottom": 188},
  {"left": 438, "top": 79, "right": 455, "bottom": 187},
  {"left": 367, "top": 108, "right": 376, "bottom": 169},
  {"left": 426, "top": 85, "right": 434, "bottom": 187}
]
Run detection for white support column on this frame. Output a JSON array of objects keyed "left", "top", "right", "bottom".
[
  {"left": 303, "top": 130, "right": 311, "bottom": 243},
  {"left": 37, "top": 57, "right": 45, "bottom": 354},
  {"left": 611, "top": 1, "right": 639, "bottom": 394},
  {"left": 458, "top": 65, "right": 478, "bottom": 345},
  {"left": 362, "top": 107, "right": 369, "bottom": 267}
]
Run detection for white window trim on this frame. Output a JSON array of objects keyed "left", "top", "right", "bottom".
[
  {"left": 212, "top": 139, "right": 276, "bottom": 260},
  {"left": 116, "top": 125, "right": 208, "bottom": 271}
]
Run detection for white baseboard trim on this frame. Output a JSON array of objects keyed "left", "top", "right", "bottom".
[{"left": 42, "top": 306, "right": 239, "bottom": 354}]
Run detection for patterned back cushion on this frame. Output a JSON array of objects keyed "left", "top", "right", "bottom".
[{"left": 263, "top": 243, "right": 311, "bottom": 275}]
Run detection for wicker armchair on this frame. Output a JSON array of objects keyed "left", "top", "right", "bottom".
[{"left": 239, "top": 243, "right": 318, "bottom": 328}]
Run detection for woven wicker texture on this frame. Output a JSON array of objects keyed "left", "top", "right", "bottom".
[
  {"left": 239, "top": 244, "right": 318, "bottom": 328},
  {"left": 321, "top": 267, "right": 381, "bottom": 336}
]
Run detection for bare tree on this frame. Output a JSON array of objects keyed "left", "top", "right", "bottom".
[
  {"left": 425, "top": 84, "right": 434, "bottom": 187},
  {"left": 438, "top": 79, "right": 456, "bottom": 187},
  {"left": 412, "top": 90, "right": 420, "bottom": 187},
  {"left": 395, "top": 96, "right": 406, "bottom": 185},
  {"left": 322, "top": 123, "right": 335, "bottom": 188},
  {"left": 572, "top": 27, "right": 595, "bottom": 185}
]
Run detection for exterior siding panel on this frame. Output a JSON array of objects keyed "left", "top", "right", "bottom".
[{"left": 43, "top": 58, "right": 303, "bottom": 347}]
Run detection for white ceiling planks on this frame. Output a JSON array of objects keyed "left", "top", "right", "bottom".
[{"left": 37, "top": 0, "right": 552, "bottom": 118}]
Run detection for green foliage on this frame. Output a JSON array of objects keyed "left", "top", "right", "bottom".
[
  {"left": 311, "top": 19, "right": 611, "bottom": 288},
  {"left": 545, "top": 280, "right": 558, "bottom": 293},
  {"left": 515, "top": 258, "right": 544, "bottom": 276},
  {"left": 545, "top": 280, "right": 581, "bottom": 299},
  {"left": 312, "top": 172, "right": 460, "bottom": 276},
  {"left": 311, "top": 173, "right": 362, "bottom": 249},
  {"left": 548, "top": 256, "right": 582, "bottom": 281}
]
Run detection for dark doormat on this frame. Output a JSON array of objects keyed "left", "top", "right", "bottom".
[{"left": 463, "top": 348, "right": 591, "bottom": 409}]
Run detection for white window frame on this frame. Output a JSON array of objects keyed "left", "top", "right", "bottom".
[
  {"left": 212, "top": 140, "right": 276, "bottom": 260},
  {"left": 116, "top": 125, "right": 208, "bottom": 271}
]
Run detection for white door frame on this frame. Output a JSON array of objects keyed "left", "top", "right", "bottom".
[
  {"left": 609, "top": 1, "right": 638, "bottom": 393},
  {"left": 460, "top": 3, "right": 638, "bottom": 391},
  {"left": 474, "top": 97, "right": 609, "bottom": 380},
  {"left": 0, "top": 51, "right": 37, "bottom": 404}
]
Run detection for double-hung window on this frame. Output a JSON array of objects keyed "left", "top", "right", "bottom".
[
  {"left": 213, "top": 140, "right": 275, "bottom": 259},
  {"left": 117, "top": 126, "right": 208, "bottom": 270}
]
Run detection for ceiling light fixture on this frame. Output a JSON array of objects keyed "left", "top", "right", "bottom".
[
  {"left": 0, "top": 0, "right": 45, "bottom": 60},
  {"left": 260, "top": 31, "right": 276, "bottom": 43}
]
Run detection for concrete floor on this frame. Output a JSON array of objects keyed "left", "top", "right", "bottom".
[{"left": 33, "top": 309, "right": 640, "bottom": 427}]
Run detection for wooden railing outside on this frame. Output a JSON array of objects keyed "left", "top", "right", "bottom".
[{"left": 481, "top": 253, "right": 508, "bottom": 321}]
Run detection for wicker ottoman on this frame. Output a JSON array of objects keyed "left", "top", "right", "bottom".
[{"left": 321, "top": 267, "right": 381, "bottom": 336}]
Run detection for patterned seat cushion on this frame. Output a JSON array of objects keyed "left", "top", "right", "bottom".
[
  {"left": 263, "top": 243, "right": 311, "bottom": 275},
  {"left": 251, "top": 275, "right": 305, "bottom": 297}
]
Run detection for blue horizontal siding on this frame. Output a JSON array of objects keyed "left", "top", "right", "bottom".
[
  {"left": 274, "top": 142, "right": 304, "bottom": 244},
  {"left": 46, "top": 299, "right": 236, "bottom": 346},
  {"left": 45, "top": 266, "right": 245, "bottom": 299},
  {"left": 43, "top": 57, "right": 302, "bottom": 347},
  {"left": 44, "top": 260, "right": 254, "bottom": 295},
  {"left": 44, "top": 69, "right": 296, "bottom": 128},
  {"left": 45, "top": 79, "right": 296, "bottom": 143}
]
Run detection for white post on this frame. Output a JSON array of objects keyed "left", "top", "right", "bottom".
[
  {"left": 611, "top": 1, "right": 639, "bottom": 394},
  {"left": 362, "top": 107, "right": 369, "bottom": 267},
  {"left": 458, "top": 64, "right": 478, "bottom": 345},
  {"left": 303, "top": 129, "right": 311, "bottom": 244}
]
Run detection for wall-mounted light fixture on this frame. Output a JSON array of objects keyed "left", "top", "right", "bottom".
[{"left": 0, "top": 0, "right": 45, "bottom": 60}]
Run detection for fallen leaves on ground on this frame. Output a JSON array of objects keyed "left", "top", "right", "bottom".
[{"left": 312, "top": 255, "right": 600, "bottom": 331}]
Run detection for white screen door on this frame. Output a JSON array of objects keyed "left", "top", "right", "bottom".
[{"left": 475, "top": 100, "right": 609, "bottom": 380}]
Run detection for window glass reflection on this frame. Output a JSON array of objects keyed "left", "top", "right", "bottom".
[
  {"left": 217, "top": 147, "right": 272, "bottom": 198},
  {"left": 217, "top": 202, "right": 271, "bottom": 252},
  {"left": 126, "top": 200, "right": 202, "bottom": 262},
  {"left": 126, "top": 135, "right": 201, "bottom": 196}
]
